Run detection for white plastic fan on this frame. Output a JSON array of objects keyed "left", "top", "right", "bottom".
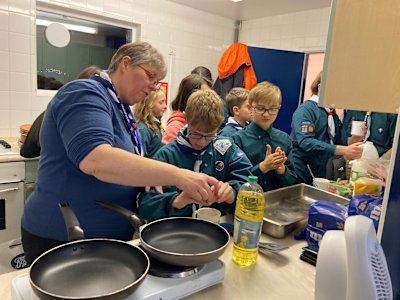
[{"left": 315, "top": 215, "right": 392, "bottom": 300}]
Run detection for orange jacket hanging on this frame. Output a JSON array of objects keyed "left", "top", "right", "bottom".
[{"left": 217, "top": 43, "right": 257, "bottom": 90}]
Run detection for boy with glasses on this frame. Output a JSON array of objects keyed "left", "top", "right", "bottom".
[
  {"left": 232, "top": 81, "right": 297, "bottom": 191},
  {"left": 138, "top": 89, "right": 253, "bottom": 220}
]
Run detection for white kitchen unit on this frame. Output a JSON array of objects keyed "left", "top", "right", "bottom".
[{"left": 0, "top": 162, "right": 25, "bottom": 243}]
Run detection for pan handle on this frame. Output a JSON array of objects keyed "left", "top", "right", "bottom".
[
  {"left": 96, "top": 200, "right": 147, "bottom": 231},
  {"left": 59, "top": 203, "right": 84, "bottom": 241}
]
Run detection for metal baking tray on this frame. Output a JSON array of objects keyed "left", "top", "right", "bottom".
[{"left": 262, "top": 183, "right": 349, "bottom": 238}]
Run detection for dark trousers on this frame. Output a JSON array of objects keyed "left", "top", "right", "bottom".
[{"left": 21, "top": 226, "right": 64, "bottom": 266}]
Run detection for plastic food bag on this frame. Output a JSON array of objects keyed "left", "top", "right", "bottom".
[
  {"left": 353, "top": 177, "right": 382, "bottom": 196},
  {"left": 348, "top": 194, "right": 382, "bottom": 231},
  {"left": 306, "top": 201, "right": 348, "bottom": 252}
]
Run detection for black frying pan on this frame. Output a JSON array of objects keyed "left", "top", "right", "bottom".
[
  {"left": 96, "top": 200, "right": 230, "bottom": 267},
  {"left": 29, "top": 203, "right": 150, "bottom": 300}
]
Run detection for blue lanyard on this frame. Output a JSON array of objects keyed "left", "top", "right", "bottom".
[{"left": 91, "top": 76, "right": 143, "bottom": 156}]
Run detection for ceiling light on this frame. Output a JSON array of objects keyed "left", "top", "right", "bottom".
[
  {"left": 231, "top": 0, "right": 243, "bottom": 2},
  {"left": 36, "top": 19, "right": 98, "bottom": 34}
]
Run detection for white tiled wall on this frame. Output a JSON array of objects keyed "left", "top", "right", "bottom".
[
  {"left": 0, "top": 0, "right": 235, "bottom": 136},
  {"left": 239, "top": 7, "right": 331, "bottom": 53}
]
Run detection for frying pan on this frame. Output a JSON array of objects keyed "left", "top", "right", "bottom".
[
  {"left": 96, "top": 200, "right": 230, "bottom": 267},
  {"left": 29, "top": 203, "right": 150, "bottom": 300}
]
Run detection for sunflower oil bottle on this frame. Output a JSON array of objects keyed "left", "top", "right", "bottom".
[{"left": 232, "top": 176, "right": 264, "bottom": 267}]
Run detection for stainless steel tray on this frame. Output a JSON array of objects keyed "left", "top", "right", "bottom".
[{"left": 262, "top": 183, "right": 349, "bottom": 238}]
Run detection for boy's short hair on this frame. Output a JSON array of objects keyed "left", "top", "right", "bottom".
[
  {"left": 226, "top": 88, "right": 249, "bottom": 116},
  {"left": 249, "top": 81, "right": 282, "bottom": 106},
  {"left": 186, "top": 89, "right": 224, "bottom": 132},
  {"left": 311, "top": 71, "right": 322, "bottom": 95}
]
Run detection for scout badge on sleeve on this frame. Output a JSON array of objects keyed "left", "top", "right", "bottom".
[
  {"left": 214, "top": 139, "right": 232, "bottom": 155},
  {"left": 301, "top": 122, "right": 315, "bottom": 133}
]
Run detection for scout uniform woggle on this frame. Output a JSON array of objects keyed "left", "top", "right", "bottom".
[
  {"left": 364, "top": 111, "right": 371, "bottom": 141},
  {"left": 224, "top": 117, "right": 244, "bottom": 131},
  {"left": 176, "top": 128, "right": 208, "bottom": 212}
]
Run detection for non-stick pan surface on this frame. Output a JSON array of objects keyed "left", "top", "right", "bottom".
[
  {"left": 96, "top": 201, "right": 230, "bottom": 267},
  {"left": 30, "top": 239, "right": 149, "bottom": 300},
  {"left": 140, "top": 218, "right": 229, "bottom": 266},
  {"left": 141, "top": 217, "right": 227, "bottom": 253}
]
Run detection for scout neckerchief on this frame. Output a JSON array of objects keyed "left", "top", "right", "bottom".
[
  {"left": 154, "top": 117, "right": 165, "bottom": 135},
  {"left": 364, "top": 111, "right": 372, "bottom": 141},
  {"left": 176, "top": 126, "right": 208, "bottom": 211},
  {"left": 309, "top": 94, "right": 335, "bottom": 144},
  {"left": 91, "top": 72, "right": 143, "bottom": 156},
  {"left": 225, "top": 117, "right": 244, "bottom": 131}
]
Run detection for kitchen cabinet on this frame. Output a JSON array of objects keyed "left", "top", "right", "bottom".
[
  {"left": 320, "top": 0, "right": 400, "bottom": 113},
  {"left": 23, "top": 160, "right": 38, "bottom": 203},
  {"left": 0, "top": 138, "right": 39, "bottom": 243},
  {"left": 0, "top": 162, "right": 25, "bottom": 244}
]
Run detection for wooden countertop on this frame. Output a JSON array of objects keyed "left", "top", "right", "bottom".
[{"left": 0, "top": 234, "right": 315, "bottom": 300}]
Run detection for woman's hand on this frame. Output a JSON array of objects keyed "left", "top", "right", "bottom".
[
  {"left": 175, "top": 169, "right": 219, "bottom": 202},
  {"left": 259, "top": 144, "right": 287, "bottom": 173}
]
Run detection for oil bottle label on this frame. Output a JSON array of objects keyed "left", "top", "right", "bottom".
[{"left": 233, "top": 216, "right": 263, "bottom": 249}]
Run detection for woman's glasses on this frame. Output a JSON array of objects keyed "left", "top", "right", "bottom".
[{"left": 137, "top": 65, "right": 161, "bottom": 90}]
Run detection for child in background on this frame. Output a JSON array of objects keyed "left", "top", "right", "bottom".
[
  {"left": 219, "top": 87, "right": 252, "bottom": 137},
  {"left": 290, "top": 72, "right": 362, "bottom": 184},
  {"left": 191, "top": 66, "right": 213, "bottom": 88},
  {"left": 233, "top": 81, "right": 297, "bottom": 191},
  {"left": 162, "top": 74, "right": 210, "bottom": 144},
  {"left": 138, "top": 89, "right": 253, "bottom": 220},
  {"left": 133, "top": 90, "right": 167, "bottom": 157}
]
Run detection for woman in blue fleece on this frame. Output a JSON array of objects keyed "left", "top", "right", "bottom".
[{"left": 21, "top": 42, "right": 220, "bottom": 265}]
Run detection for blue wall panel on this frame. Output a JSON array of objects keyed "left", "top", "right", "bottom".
[{"left": 248, "top": 47, "right": 305, "bottom": 134}]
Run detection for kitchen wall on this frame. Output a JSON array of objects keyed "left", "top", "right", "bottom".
[
  {"left": 0, "top": 0, "right": 235, "bottom": 136},
  {"left": 239, "top": 7, "right": 331, "bottom": 53}
]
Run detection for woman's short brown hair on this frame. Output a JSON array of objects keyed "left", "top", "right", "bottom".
[{"left": 108, "top": 41, "right": 167, "bottom": 81}]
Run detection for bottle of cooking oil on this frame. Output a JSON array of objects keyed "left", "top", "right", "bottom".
[{"left": 232, "top": 175, "right": 264, "bottom": 267}]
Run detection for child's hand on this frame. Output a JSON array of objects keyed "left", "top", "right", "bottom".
[
  {"left": 172, "top": 191, "right": 209, "bottom": 209},
  {"left": 214, "top": 181, "right": 234, "bottom": 204},
  {"left": 274, "top": 147, "right": 287, "bottom": 175},
  {"left": 145, "top": 185, "right": 163, "bottom": 193},
  {"left": 259, "top": 144, "right": 286, "bottom": 173}
]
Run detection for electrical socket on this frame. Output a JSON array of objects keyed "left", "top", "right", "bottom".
[{"left": 168, "top": 45, "right": 177, "bottom": 56}]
